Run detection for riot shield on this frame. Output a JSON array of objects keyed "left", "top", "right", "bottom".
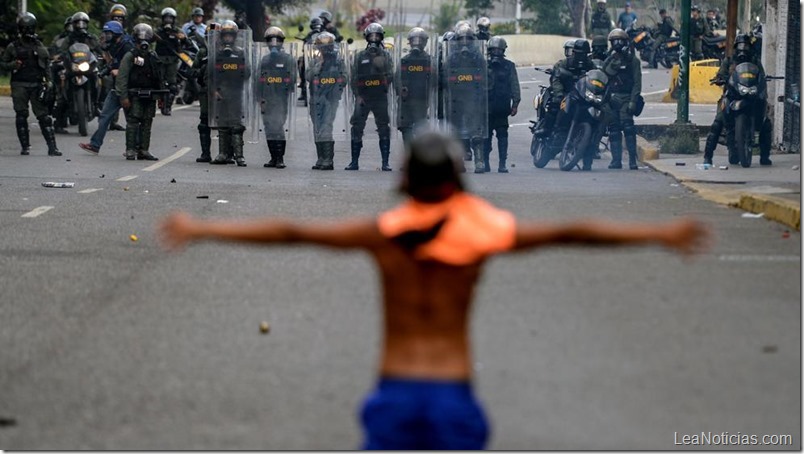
[
  {"left": 442, "top": 39, "right": 488, "bottom": 140},
  {"left": 251, "top": 42, "right": 298, "bottom": 143},
  {"left": 347, "top": 42, "right": 396, "bottom": 142},
  {"left": 394, "top": 32, "right": 438, "bottom": 142},
  {"left": 304, "top": 41, "right": 351, "bottom": 142},
  {"left": 208, "top": 29, "right": 251, "bottom": 130}
]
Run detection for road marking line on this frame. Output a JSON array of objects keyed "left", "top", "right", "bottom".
[
  {"left": 718, "top": 255, "right": 799, "bottom": 262},
  {"left": 635, "top": 116, "right": 669, "bottom": 121},
  {"left": 141, "top": 147, "right": 192, "bottom": 171},
  {"left": 22, "top": 206, "right": 54, "bottom": 218},
  {"left": 116, "top": 175, "right": 138, "bottom": 182},
  {"left": 643, "top": 89, "right": 668, "bottom": 95},
  {"left": 520, "top": 80, "right": 547, "bottom": 85},
  {"left": 78, "top": 188, "right": 104, "bottom": 194}
]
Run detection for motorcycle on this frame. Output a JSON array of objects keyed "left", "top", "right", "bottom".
[
  {"left": 626, "top": 25, "right": 654, "bottom": 60},
  {"left": 628, "top": 25, "right": 680, "bottom": 69},
  {"left": 714, "top": 63, "right": 771, "bottom": 167},
  {"left": 702, "top": 34, "right": 727, "bottom": 62},
  {"left": 65, "top": 43, "right": 98, "bottom": 137},
  {"left": 528, "top": 67, "right": 568, "bottom": 168},
  {"left": 555, "top": 69, "right": 609, "bottom": 171},
  {"left": 176, "top": 41, "right": 199, "bottom": 105}
]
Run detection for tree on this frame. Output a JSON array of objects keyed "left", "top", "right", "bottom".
[
  {"left": 433, "top": 0, "right": 462, "bottom": 34},
  {"left": 564, "top": 0, "right": 587, "bottom": 37},
  {"left": 202, "top": 0, "right": 312, "bottom": 41},
  {"left": 521, "top": 0, "right": 572, "bottom": 35},
  {"left": 464, "top": 0, "right": 493, "bottom": 19}
]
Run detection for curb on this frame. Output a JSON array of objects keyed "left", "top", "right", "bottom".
[{"left": 737, "top": 193, "right": 801, "bottom": 231}]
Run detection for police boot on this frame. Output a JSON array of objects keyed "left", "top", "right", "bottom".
[
  {"left": 275, "top": 141, "right": 287, "bottom": 169},
  {"left": 703, "top": 131, "right": 718, "bottom": 165},
  {"left": 345, "top": 140, "right": 361, "bottom": 170},
  {"left": 320, "top": 141, "right": 335, "bottom": 171},
  {"left": 498, "top": 135, "right": 509, "bottom": 173},
  {"left": 265, "top": 140, "right": 278, "bottom": 167},
  {"left": 197, "top": 125, "right": 212, "bottom": 162},
  {"left": 626, "top": 134, "right": 639, "bottom": 170},
  {"left": 312, "top": 142, "right": 324, "bottom": 169},
  {"left": 483, "top": 137, "right": 492, "bottom": 173},
  {"left": 137, "top": 148, "right": 158, "bottom": 161},
  {"left": 472, "top": 139, "right": 486, "bottom": 174},
  {"left": 608, "top": 136, "right": 623, "bottom": 169},
  {"left": 39, "top": 117, "right": 61, "bottom": 156},
  {"left": 462, "top": 139, "right": 473, "bottom": 161},
  {"left": 125, "top": 149, "right": 137, "bottom": 160},
  {"left": 379, "top": 136, "right": 392, "bottom": 171},
  {"left": 212, "top": 130, "right": 232, "bottom": 164},
  {"left": 233, "top": 129, "right": 246, "bottom": 167},
  {"left": 16, "top": 117, "right": 30, "bottom": 155},
  {"left": 581, "top": 151, "right": 594, "bottom": 171}
]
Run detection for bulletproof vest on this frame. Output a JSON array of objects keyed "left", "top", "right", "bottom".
[
  {"left": 488, "top": 59, "right": 513, "bottom": 115},
  {"left": 591, "top": 11, "right": 610, "bottom": 29},
  {"left": 12, "top": 40, "right": 45, "bottom": 83},
  {"left": 354, "top": 48, "right": 390, "bottom": 97},
  {"left": 214, "top": 46, "right": 247, "bottom": 91},
  {"left": 259, "top": 51, "right": 294, "bottom": 96},
  {"left": 691, "top": 18, "right": 706, "bottom": 36},
  {"left": 606, "top": 53, "right": 636, "bottom": 94},
  {"left": 400, "top": 51, "right": 431, "bottom": 95},
  {"left": 156, "top": 27, "right": 181, "bottom": 57},
  {"left": 129, "top": 51, "right": 161, "bottom": 89}
]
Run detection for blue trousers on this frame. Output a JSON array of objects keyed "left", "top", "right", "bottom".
[{"left": 90, "top": 90, "right": 126, "bottom": 150}]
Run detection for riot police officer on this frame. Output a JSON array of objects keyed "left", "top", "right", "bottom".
[
  {"left": 50, "top": 17, "right": 72, "bottom": 53},
  {"left": 536, "top": 39, "right": 594, "bottom": 138},
  {"left": 109, "top": 4, "right": 127, "bottom": 28},
  {"left": 703, "top": 34, "right": 770, "bottom": 166},
  {"left": 57, "top": 12, "right": 102, "bottom": 123},
  {"left": 191, "top": 22, "right": 217, "bottom": 163},
  {"left": 117, "top": 23, "right": 164, "bottom": 161},
  {"left": 209, "top": 21, "right": 249, "bottom": 167},
  {"left": 1, "top": 13, "right": 60, "bottom": 156},
  {"left": 297, "top": 17, "right": 324, "bottom": 106},
  {"left": 258, "top": 27, "right": 297, "bottom": 169},
  {"left": 319, "top": 11, "right": 342, "bottom": 42},
  {"left": 476, "top": 17, "right": 492, "bottom": 41},
  {"left": 155, "top": 7, "right": 187, "bottom": 116},
  {"left": 690, "top": 6, "right": 710, "bottom": 61},
  {"left": 590, "top": 0, "right": 613, "bottom": 39},
  {"left": 396, "top": 27, "right": 433, "bottom": 150},
  {"left": 346, "top": 23, "right": 394, "bottom": 171},
  {"left": 307, "top": 32, "right": 347, "bottom": 170},
  {"left": 484, "top": 37, "right": 520, "bottom": 173},
  {"left": 591, "top": 35, "right": 609, "bottom": 63},
  {"left": 601, "top": 28, "right": 642, "bottom": 170},
  {"left": 650, "top": 9, "right": 676, "bottom": 68}
]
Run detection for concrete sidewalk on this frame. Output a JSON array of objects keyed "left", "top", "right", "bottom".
[{"left": 646, "top": 153, "right": 801, "bottom": 230}]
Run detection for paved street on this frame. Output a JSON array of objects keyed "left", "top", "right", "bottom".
[{"left": 0, "top": 78, "right": 799, "bottom": 450}]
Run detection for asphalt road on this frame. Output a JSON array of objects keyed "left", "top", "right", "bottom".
[{"left": 0, "top": 86, "right": 798, "bottom": 450}]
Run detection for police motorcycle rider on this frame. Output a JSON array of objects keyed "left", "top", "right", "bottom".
[
  {"left": 590, "top": 0, "right": 613, "bottom": 39},
  {"left": 209, "top": 20, "right": 250, "bottom": 167},
  {"left": 56, "top": 12, "right": 103, "bottom": 128},
  {"left": 109, "top": 4, "right": 128, "bottom": 28},
  {"left": 190, "top": 22, "right": 218, "bottom": 163},
  {"left": 50, "top": 17, "right": 73, "bottom": 53},
  {"left": 601, "top": 28, "right": 642, "bottom": 170},
  {"left": 591, "top": 35, "right": 609, "bottom": 65},
  {"left": 649, "top": 8, "right": 677, "bottom": 68},
  {"left": 1, "top": 13, "right": 60, "bottom": 156},
  {"left": 484, "top": 36, "right": 520, "bottom": 173},
  {"left": 690, "top": 5, "right": 710, "bottom": 61},
  {"left": 155, "top": 7, "right": 189, "bottom": 115},
  {"left": 307, "top": 31, "right": 347, "bottom": 171},
  {"left": 345, "top": 22, "right": 394, "bottom": 171},
  {"left": 395, "top": 27, "right": 433, "bottom": 150},
  {"left": 117, "top": 23, "right": 166, "bottom": 161},
  {"left": 476, "top": 17, "right": 492, "bottom": 41},
  {"left": 297, "top": 17, "right": 324, "bottom": 106},
  {"left": 258, "top": 26, "right": 297, "bottom": 169},
  {"left": 703, "top": 34, "right": 771, "bottom": 166}
]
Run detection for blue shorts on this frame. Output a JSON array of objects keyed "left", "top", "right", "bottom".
[{"left": 359, "top": 377, "right": 490, "bottom": 450}]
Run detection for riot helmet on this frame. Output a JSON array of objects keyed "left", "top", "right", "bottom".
[
  {"left": 264, "top": 26, "right": 285, "bottom": 48},
  {"left": 314, "top": 31, "right": 337, "bottom": 56},
  {"left": 563, "top": 39, "right": 575, "bottom": 58},
  {"left": 573, "top": 39, "right": 591, "bottom": 57},
  {"left": 455, "top": 23, "right": 475, "bottom": 42},
  {"left": 441, "top": 31, "right": 456, "bottom": 42},
  {"left": 597, "top": 0, "right": 607, "bottom": 10},
  {"left": 608, "top": 28, "right": 629, "bottom": 53},
  {"left": 161, "top": 7, "right": 177, "bottom": 26},
  {"left": 109, "top": 4, "right": 127, "bottom": 23},
  {"left": 591, "top": 35, "right": 608, "bottom": 55},
  {"left": 487, "top": 36, "right": 507, "bottom": 59},
  {"left": 476, "top": 17, "right": 491, "bottom": 32},
  {"left": 220, "top": 20, "right": 239, "bottom": 45},
  {"left": 407, "top": 27, "right": 428, "bottom": 50},
  {"left": 71, "top": 12, "right": 90, "bottom": 34},
  {"left": 133, "top": 23, "right": 154, "bottom": 50},
  {"left": 364, "top": 22, "right": 384, "bottom": 46},
  {"left": 17, "top": 13, "right": 37, "bottom": 39},
  {"left": 733, "top": 34, "right": 752, "bottom": 62},
  {"left": 192, "top": 7, "right": 204, "bottom": 18},
  {"left": 454, "top": 20, "right": 471, "bottom": 31},
  {"left": 319, "top": 10, "right": 333, "bottom": 25},
  {"left": 309, "top": 17, "right": 323, "bottom": 33}
]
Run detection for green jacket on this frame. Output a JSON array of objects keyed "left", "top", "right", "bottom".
[
  {"left": 0, "top": 38, "right": 50, "bottom": 86},
  {"left": 690, "top": 16, "right": 709, "bottom": 37},
  {"left": 116, "top": 48, "right": 164, "bottom": 102},
  {"left": 602, "top": 50, "right": 641, "bottom": 102},
  {"left": 550, "top": 57, "right": 594, "bottom": 100}
]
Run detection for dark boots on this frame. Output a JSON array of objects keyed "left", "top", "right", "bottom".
[
  {"left": 16, "top": 117, "right": 30, "bottom": 155},
  {"left": 483, "top": 137, "right": 492, "bottom": 173},
  {"left": 462, "top": 139, "right": 472, "bottom": 161},
  {"left": 264, "top": 140, "right": 286, "bottom": 169},
  {"left": 345, "top": 140, "right": 361, "bottom": 170},
  {"left": 212, "top": 129, "right": 233, "bottom": 164},
  {"left": 498, "top": 134, "right": 509, "bottom": 173},
  {"left": 233, "top": 129, "right": 246, "bottom": 167},
  {"left": 472, "top": 139, "right": 486, "bottom": 174},
  {"left": 380, "top": 136, "right": 391, "bottom": 171},
  {"left": 625, "top": 134, "right": 638, "bottom": 170},
  {"left": 312, "top": 141, "right": 324, "bottom": 169},
  {"left": 197, "top": 124, "right": 212, "bottom": 162},
  {"left": 703, "top": 131, "right": 718, "bottom": 165},
  {"left": 39, "top": 117, "right": 61, "bottom": 156},
  {"left": 608, "top": 134, "right": 623, "bottom": 169},
  {"left": 320, "top": 141, "right": 334, "bottom": 170}
]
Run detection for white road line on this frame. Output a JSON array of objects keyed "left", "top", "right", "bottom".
[
  {"left": 22, "top": 206, "right": 54, "bottom": 218},
  {"left": 635, "top": 116, "right": 669, "bottom": 121},
  {"left": 78, "top": 188, "right": 104, "bottom": 194},
  {"left": 520, "top": 80, "right": 548, "bottom": 85},
  {"left": 141, "top": 147, "right": 192, "bottom": 172},
  {"left": 643, "top": 89, "right": 668, "bottom": 96},
  {"left": 173, "top": 105, "right": 193, "bottom": 111},
  {"left": 116, "top": 175, "right": 138, "bottom": 182},
  {"left": 718, "top": 255, "right": 799, "bottom": 262}
]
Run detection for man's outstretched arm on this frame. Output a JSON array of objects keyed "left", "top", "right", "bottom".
[
  {"left": 158, "top": 211, "right": 385, "bottom": 251},
  {"left": 512, "top": 217, "right": 711, "bottom": 257}
]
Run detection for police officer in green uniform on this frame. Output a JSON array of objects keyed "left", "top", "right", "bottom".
[
  {"left": 591, "top": 35, "right": 609, "bottom": 63},
  {"left": 1, "top": 13, "right": 60, "bottom": 156},
  {"left": 319, "top": 11, "right": 342, "bottom": 42},
  {"left": 155, "top": 7, "right": 187, "bottom": 116},
  {"left": 650, "top": 9, "right": 676, "bottom": 68},
  {"left": 258, "top": 26, "right": 297, "bottom": 169},
  {"left": 307, "top": 32, "right": 347, "bottom": 170},
  {"left": 395, "top": 27, "right": 433, "bottom": 150},
  {"left": 590, "top": 0, "right": 613, "bottom": 40},
  {"left": 703, "top": 34, "right": 770, "bottom": 166},
  {"left": 602, "top": 29, "right": 642, "bottom": 170},
  {"left": 537, "top": 39, "right": 594, "bottom": 138},
  {"left": 690, "top": 6, "right": 710, "bottom": 61},
  {"left": 209, "top": 21, "right": 249, "bottom": 167},
  {"left": 346, "top": 23, "right": 394, "bottom": 171},
  {"left": 117, "top": 23, "right": 164, "bottom": 161},
  {"left": 57, "top": 12, "right": 103, "bottom": 126},
  {"left": 483, "top": 37, "right": 520, "bottom": 173},
  {"left": 475, "top": 17, "right": 492, "bottom": 41},
  {"left": 191, "top": 22, "right": 216, "bottom": 163}
]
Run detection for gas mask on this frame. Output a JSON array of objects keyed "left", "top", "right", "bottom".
[
  {"left": 268, "top": 38, "right": 283, "bottom": 53},
  {"left": 138, "top": 41, "right": 150, "bottom": 51}
]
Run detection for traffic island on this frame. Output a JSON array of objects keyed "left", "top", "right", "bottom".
[{"left": 660, "top": 122, "right": 700, "bottom": 154}]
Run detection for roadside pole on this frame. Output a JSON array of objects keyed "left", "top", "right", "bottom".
[{"left": 666, "top": 0, "right": 700, "bottom": 154}]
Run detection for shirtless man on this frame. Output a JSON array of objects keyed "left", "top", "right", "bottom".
[{"left": 159, "top": 132, "right": 710, "bottom": 449}]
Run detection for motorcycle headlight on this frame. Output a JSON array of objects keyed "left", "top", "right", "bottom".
[
  {"left": 584, "top": 89, "right": 596, "bottom": 102},
  {"left": 77, "top": 62, "right": 91, "bottom": 72}
]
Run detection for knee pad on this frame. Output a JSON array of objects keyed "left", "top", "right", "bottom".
[
  {"left": 198, "top": 123, "right": 210, "bottom": 134},
  {"left": 16, "top": 111, "right": 29, "bottom": 121},
  {"left": 37, "top": 115, "right": 53, "bottom": 127}
]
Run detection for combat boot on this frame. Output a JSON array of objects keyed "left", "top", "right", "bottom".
[
  {"left": 125, "top": 149, "right": 137, "bottom": 160},
  {"left": 472, "top": 139, "right": 486, "bottom": 174},
  {"left": 137, "top": 149, "right": 158, "bottom": 161},
  {"left": 265, "top": 140, "right": 278, "bottom": 167},
  {"left": 40, "top": 118, "right": 62, "bottom": 156},
  {"left": 483, "top": 138, "right": 492, "bottom": 173},
  {"left": 16, "top": 117, "right": 30, "bottom": 155},
  {"left": 320, "top": 141, "right": 335, "bottom": 171},
  {"left": 212, "top": 130, "right": 232, "bottom": 164},
  {"left": 625, "top": 134, "right": 639, "bottom": 170},
  {"left": 462, "top": 139, "right": 472, "bottom": 161},
  {"left": 233, "top": 129, "right": 246, "bottom": 167},
  {"left": 608, "top": 136, "right": 623, "bottom": 169},
  {"left": 379, "top": 136, "right": 392, "bottom": 171},
  {"left": 312, "top": 142, "right": 324, "bottom": 169},
  {"left": 196, "top": 125, "right": 212, "bottom": 162},
  {"left": 275, "top": 141, "right": 286, "bottom": 169},
  {"left": 702, "top": 132, "right": 718, "bottom": 165},
  {"left": 345, "top": 140, "right": 361, "bottom": 170},
  {"left": 498, "top": 135, "right": 509, "bottom": 173}
]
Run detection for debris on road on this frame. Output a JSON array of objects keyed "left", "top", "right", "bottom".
[
  {"left": 0, "top": 416, "right": 17, "bottom": 427},
  {"left": 695, "top": 163, "right": 712, "bottom": 170},
  {"left": 793, "top": 165, "right": 800, "bottom": 170},
  {"left": 216, "top": 200, "right": 228, "bottom": 204},
  {"left": 123, "top": 187, "right": 129, "bottom": 191},
  {"left": 675, "top": 162, "right": 686, "bottom": 166},
  {"left": 100, "top": 174, "right": 105, "bottom": 178},
  {"left": 170, "top": 178, "right": 177, "bottom": 183},
  {"left": 42, "top": 182, "right": 75, "bottom": 188},
  {"left": 259, "top": 321, "right": 270, "bottom": 334},
  {"left": 196, "top": 195, "right": 209, "bottom": 199},
  {"left": 129, "top": 234, "right": 139, "bottom": 242},
  {"left": 782, "top": 231, "right": 790, "bottom": 238},
  {"left": 762, "top": 345, "right": 778, "bottom": 353},
  {"left": 741, "top": 213, "right": 765, "bottom": 219},
  {"left": 718, "top": 166, "right": 728, "bottom": 170}
]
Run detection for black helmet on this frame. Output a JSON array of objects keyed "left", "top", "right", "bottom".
[
  {"left": 592, "top": 35, "right": 608, "bottom": 50},
  {"left": 17, "top": 13, "right": 36, "bottom": 37},
  {"left": 309, "top": 17, "right": 323, "bottom": 32},
  {"left": 319, "top": 10, "right": 333, "bottom": 24},
  {"left": 573, "top": 38, "right": 591, "bottom": 55},
  {"left": 407, "top": 27, "right": 428, "bottom": 49},
  {"left": 691, "top": 4, "right": 700, "bottom": 12},
  {"left": 442, "top": 31, "right": 455, "bottom": 41},
  {"left": 608, "top": 28, "right": 629, "bottom": 52},
  {"left": 71, "top": 12, "right": 90, "bottom": 31},
  {"left": 487, "top": 36, "right": 507, "bottom": 51},
  {"left": 364, "top": 22, "right": 384, "bottom": 43},
  {"left": 192, "top": 7, "right": 204, "bottom": 17},
  {"left": 734, "top": 33, "right": 752, "bottom": 60},
  {"left": 455, "top": 23, "right": 475, "bottom": 41},
  {"left": 264, "top": 26, "right": 285, "bottom": 46},
  {"left": 161, "top": 7, "right": 177, "bottom": 25},
  {"left": 109, "top": 4, "right": 127, "bottom": 20},
  {"left": 563, "top": 39, "right": 574, "bottom": 57},
  {"left": 133, "top": 23, "right": 154, "bottom": 42}
]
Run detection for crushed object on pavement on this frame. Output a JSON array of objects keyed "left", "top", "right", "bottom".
[
  {"left": 216, "top": 200, "right": 228, "bottom": 204},
  {"left": 741, "top": 213, "right": 764, "bottom": 219},
  {"left": 718, "top": 166, "right": 728, "bottom": 170},
  {"left": 197, "top": 195, "right": 209, "bottom": 199},
  {"left": 42, "top": 182, "right": 75, "bottom": 188},
  {"left": 170, "top": 178, "right": 177, "bottom": 183},
  {"left": 675, "top": 162, "right": 686, "bottom": 166},
  {"left": 260, "top": 321, "right": 270, "bottom": 334}
]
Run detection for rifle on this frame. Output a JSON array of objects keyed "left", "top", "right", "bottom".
[{"left": 128, "top": 88, "right": 170, "bottom": 99}]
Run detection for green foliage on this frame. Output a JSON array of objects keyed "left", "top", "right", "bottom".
[
  {"left": 490, "top": 21, "right": 516, "bottom": 35},
  {"left": 464, "top": 0, "right": 493, "bottom": 19},
  {"left": 521, "top": 0, "right": 572, "bottom": 35},
  {"left": 433, "top": 0, "right": 462, "bottom": 34}
]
